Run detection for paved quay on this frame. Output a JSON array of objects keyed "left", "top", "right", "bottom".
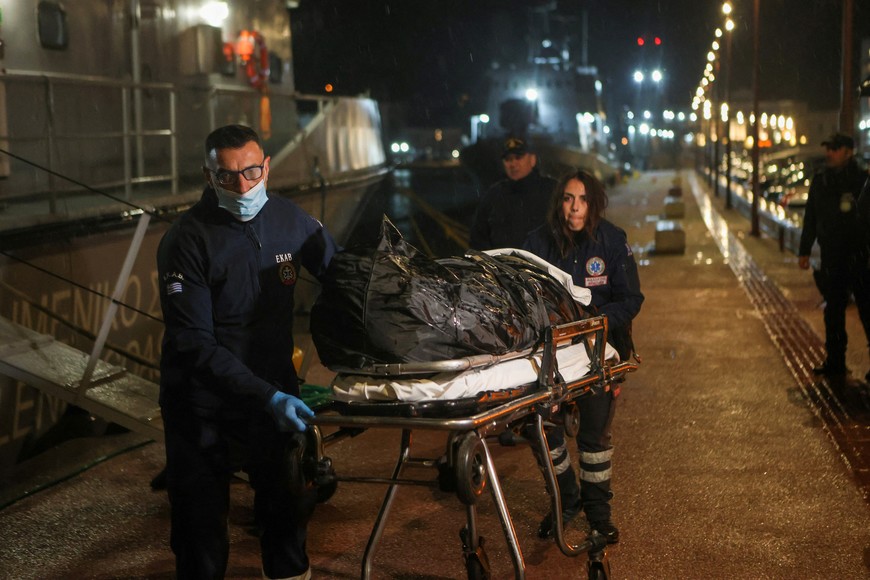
[{"left": 0, "top": 168, "right": 869, "bottom": 579}]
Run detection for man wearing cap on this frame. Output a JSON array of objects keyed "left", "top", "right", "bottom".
[
  {"left": 469, "top": 137, "right": 557, "bottom": 250},
  {"left": 798, "top": 132, "right": 870, "bottom": 379}
]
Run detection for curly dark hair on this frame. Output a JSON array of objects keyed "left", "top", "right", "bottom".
[{"left": 547, "top": 169, "right": 609, "bottom": 258}]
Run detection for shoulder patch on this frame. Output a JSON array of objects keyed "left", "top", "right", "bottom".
[{"left": 163, "top": 271, "right": 184, "bottom": 295}]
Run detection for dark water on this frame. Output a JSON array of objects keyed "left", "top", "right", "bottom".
[{"left": 344, "top": 164, "right": 483, "bottom": 258}]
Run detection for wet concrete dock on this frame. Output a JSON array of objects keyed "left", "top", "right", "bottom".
[{"left": 1, "top": 168, "right": 869, "bottom": 579}]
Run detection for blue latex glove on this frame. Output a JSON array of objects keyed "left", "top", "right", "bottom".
[{"left": 267, "top": 391, "right": 314, "bottom": 432}]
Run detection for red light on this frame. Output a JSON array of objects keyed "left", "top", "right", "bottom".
[
  {"left": 637, "top": 37, "right": 645, "bottom": 46},
  {"left": 325, "top": 83, "right": 334, "bottom": 93},
  {"left": 654, "top": 37, "right": 662, "bottom": 45}
]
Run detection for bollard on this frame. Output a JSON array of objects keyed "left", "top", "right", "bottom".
[
  {"left": 663, "top": 195, "right": 685, "bottom": 219},
  {"left": 654, "top": 220, "right": 686, "bottom": 254}
]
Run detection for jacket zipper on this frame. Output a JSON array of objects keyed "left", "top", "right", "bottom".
[{"left": 245, "top": 224, "right": 262, "bottom": 294}]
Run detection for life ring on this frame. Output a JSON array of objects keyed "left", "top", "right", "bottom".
[{"left": 237, "top": 30, "right": 269, "bottom": 90}]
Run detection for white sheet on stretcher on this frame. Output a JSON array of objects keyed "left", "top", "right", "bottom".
[
  {"left": 332, "top": 342, "right": 619, "bottom": 402},
  {"left": 483, "top": 248, "right": 592, "bottom": 306}
]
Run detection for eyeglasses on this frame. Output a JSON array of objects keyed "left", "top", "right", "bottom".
[{"left": 208, "top": 158, "right": 266, "bottom": 186}]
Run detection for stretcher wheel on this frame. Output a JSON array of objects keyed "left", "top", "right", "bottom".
[
  {"left": 455, "top": 434, "right": 488, "bottom": 505},
  {"left": 460, "top": 527, "right": 491, "bottom": 580},
  {"left": 562, "top": 403, "right": 580, "bottom": 438},
  {"left": 316, "top": 479, "right": 338, "bottom": 503},
  {"left": 587, "top": 551, "right": 611, "bottom": 580}
]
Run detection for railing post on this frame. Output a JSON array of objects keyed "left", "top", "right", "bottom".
[
  {"left": 77, "top": 211, "right": 151, "bottom": 398},
  {"left": 45, "top": 77, "right": 57, "bottom": 214},
  {"left": 122, "top": 87, "right": 132, "bottom": 200},
  {"left": 170, "top": 89, "right": 178, "bottom": 194},
  {"left": 207, "top": 87, "right": 217, "bottom": 131}
]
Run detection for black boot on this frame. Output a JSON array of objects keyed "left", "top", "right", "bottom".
[
  {"left": 581, "top": 479, "right": 619, "bottom": 544},
  {"left": 538, "top": 465, "right": 582, "bottom": 539},
  {"left": 588, "top": 518, "right": 620, "bottom": 544}
]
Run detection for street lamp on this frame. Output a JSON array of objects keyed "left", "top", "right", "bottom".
[
  {"left": 470, "top": 114, "right": 490, "bottom": 143},
  {"left": 723, "top": 5, "right": 734, "bottom": 209},
  {"left": 751, "top": 0, "right": 760, "bottom": 236}
]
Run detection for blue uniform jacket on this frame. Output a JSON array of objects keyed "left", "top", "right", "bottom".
[
  {"left": 157, "top": 187, "right": 340, "bottom": 412},
  {"left": 523, "top": 220, "right": 643, "bottom": 355}
]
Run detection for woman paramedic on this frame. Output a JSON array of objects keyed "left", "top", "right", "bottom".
[{"left": 523, "top": 169, "right": 644, "bottom": 544}]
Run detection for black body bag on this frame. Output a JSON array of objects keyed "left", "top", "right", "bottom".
[{"left": 310, "top": 217, "right": 587, "bottom": 369}]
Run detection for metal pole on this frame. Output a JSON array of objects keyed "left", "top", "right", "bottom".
[
  {"left": 750, "top": 0, "right": 760, "bottom": 237},
  {"left": 725, "top": 29, "right": 733, "bottom": 210},
  {"left": 77, "top": 212, "right": 151, "bottom": 396},
  {"left": 130, "top": 0, "right": 145, "bottom": 179},
  {"left": 707, "top": 108, "right": 713, "bottom": 187},
  {"left": 170, "top": 89, "right": 178, "bottom": 194},
  {"left": 122, "top": 88, "right": 132, "bottom": 200},
  {"left": 840, "top": 0, "right": 854, "bottom": 131},
  {"left": 45, "top": 78, "right": 57, "bottom": 215},
  {"left": 713, "top": 57, "right": 721, "bottom": 197}
]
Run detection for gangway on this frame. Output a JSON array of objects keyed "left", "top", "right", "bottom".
[
  {"left": 0, "top": 212, "right": 164, "bottom": 442},
  {"left": 0, "top": 314, "right": 164, "bottom": 441}
]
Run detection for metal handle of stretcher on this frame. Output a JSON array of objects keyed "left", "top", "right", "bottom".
[{"left": 308, "top": 360, "right": 637, "bottom": 433}]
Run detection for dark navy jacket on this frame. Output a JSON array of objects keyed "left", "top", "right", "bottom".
[
  {"left": 799, "top": 158, "right": 869, "bottom": 261},
  {"left": 470, "top": 169, "right": 557, "bottom": 250},
  {"left": 157, "top": 187, "right": 339, "bottom": 412},
  {"left": 523, "top": 220, "right": 644, "bottom": 357}
]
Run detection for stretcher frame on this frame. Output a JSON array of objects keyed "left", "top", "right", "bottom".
[{"left": 309, "top": 315, "right": 638, "bottom": 580}]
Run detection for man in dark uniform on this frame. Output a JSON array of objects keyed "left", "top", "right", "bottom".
[
  {"left": 469, "top": 137, "right": 557, "bottom": 249},
  {"left": 798, "top": 132, "right": 870, "bottom": 380},
  {"left": 157, "top": 124, "right": 340, "bottom": 579}
]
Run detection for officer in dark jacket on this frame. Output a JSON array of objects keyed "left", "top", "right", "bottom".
[
  {"left": 470, "top": 137, "right": 557, "bottom": 249},
  {"left": 524, "top": 169, "right": 643, "bottom": 544},
  {"left": 798, "top": 132, "right": 870, "bottom": 379},
  {"left": 157, "top": 125, "right": 340, "bottom": 579}
]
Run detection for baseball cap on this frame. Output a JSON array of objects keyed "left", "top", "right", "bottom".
[
  {"left": 821, "top": 132, "right": 854, "bottom": 149},
  {"left": 502, "top": 137, "right": 531, "bottom": 158}
]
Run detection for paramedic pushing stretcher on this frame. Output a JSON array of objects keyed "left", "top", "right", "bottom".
[
  {"left": 158, "top": 125, "right": 340, "bottom": 579},
  {"left": 524, "top": 169, "right": 643, "bottom": 544}
]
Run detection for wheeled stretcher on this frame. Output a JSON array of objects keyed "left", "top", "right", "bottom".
[{"left": 307, "top": 314, "right": 638, "bottom": 580}]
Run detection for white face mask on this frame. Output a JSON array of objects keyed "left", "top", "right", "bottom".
[{"left": 213, "top": 178, "right": 268, "bottom": 221}]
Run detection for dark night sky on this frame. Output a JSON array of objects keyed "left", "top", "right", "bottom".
[{"left": 290, "top": 0, "right": 870, "bottom": 126}]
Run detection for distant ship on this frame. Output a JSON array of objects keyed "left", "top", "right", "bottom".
[{"left": 465, "top": 1, "right": 617, "bottom": 185}]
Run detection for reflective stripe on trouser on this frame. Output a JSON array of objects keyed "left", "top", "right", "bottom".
[
  {"left": 579, "top": 448, "right": 613, "bottom": 521},
  {"left": 540, "top": 426, "right": 581, "bottom": 508},
  {"left": 577, "top": 388, "right": 616, "bottom": 521},
  {"left": 548, "top": 438, "right": 572, "bottom": 476},
  {"left": 579, "top": 449, "right": 612, "bottom": 483},
  {"left": 523, "top": 424, "right": 581, "bottom": 509},
  {"left": 524, "top": 423, "right": 573, "bottom": 475}
]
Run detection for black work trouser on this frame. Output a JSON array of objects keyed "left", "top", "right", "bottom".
[
  {"left": 538, "top": 386, "right": 617, "bottom": 521},
  {"left": 820, "top": 253, "right": 870, "bottom": 369},
  {"left": 162, "top": 404, "right": 317, "bottom": 580}
]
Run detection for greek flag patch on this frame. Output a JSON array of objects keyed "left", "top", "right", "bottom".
[{"left": 166, "top": 281, "right": 183, "bottom": 295}]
